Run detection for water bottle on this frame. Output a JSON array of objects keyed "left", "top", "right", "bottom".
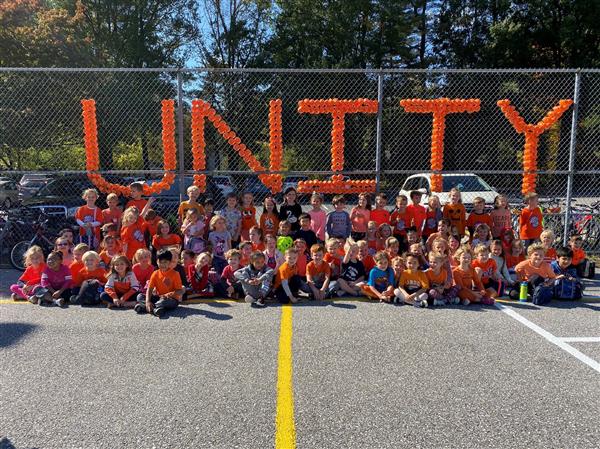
[{"left": 519, "top": 282, "right": 528, "bottom": 302}]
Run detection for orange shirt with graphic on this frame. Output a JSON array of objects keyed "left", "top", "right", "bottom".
[
  {"left": 425, "top": 268, "right": 448, "bottom": 287},
  {"left": 390, "top": 209, "right": 411, "bottom": 237},
  {"left": 515, "top": 260, "right": 556, "bottom": 281},
  {"left": 370, "top": 208, "right": 390, "bottom": 227},
  {"left": 519, "top": 207, "right": 543, "bottom": 240},
  {"left": 126, "top": 198, "right": 147, "bottom": 212},
  {"left": 274, "top": 262, "right": 298, "bottom": 289},
  {"left": 241, "top": 206, "right": 258, "bottom": 233},
  {"left": 399, "top": 270, "right": 429, "bottom": 291},
  {"left": 120, "top": 220, "right": 148, "bottom": 260},
  {"left": 452, "top": 266, "right": 484, "bottom": 291},
  {"left": 148, "top": 268, "right": 183, "bottom": 299},
  {"left": 443, "top": 203, "right": 467, "bottom": 236},
  {"left": 74, "top": 267, "right": 107, "bottom": 287},
  {"left": 152, "top": 234, "right": 182, "bottom": 251},
  {"left": 260, "top": 212, "right": 279, "bottom": 237},
  {"left": 471, "top": 258, "right": 497, "bottom": 283},
  {"left": 102, "top": 207, "right": 123, "bottom": 227},
  {"left": 306, "top": 260, "right": 331, "bottom": 284},
  {"left": 466, "top": 212, "right": 493, "bottom": 234},
  {"left": 75, "top": 205, "right": 102, "bottom": 240}
]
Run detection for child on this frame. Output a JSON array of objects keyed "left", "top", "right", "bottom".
[
  {"left": 240, "top": 191, "right": 258, "bottom": 242},
  {"left": 279, "top": 187, "right": 303, "bottom": 232},
  {"left": 277, "top": 220, "right": 294, "bottom": 253},
  {"left": 55, "top": 236, "right": 74, "bottom": 267},
  {"left": 102, "top": 193, "right": 123, "bottom": 228},
  {"left": 366, "top": 221, "right": 379, "bottom": 255},
  {"left": 425, "top": 219, "right": 451, "bottom": 251},
  {"left": 295, "top": 214, "right": 318, "bottom": 248},
  {"left": 273, "top": 248, "right": 306, "bottom": 303},
  {"left": 390, "top": 194, "right": 410, "bottom": 247},
  {"left": 70, "top": 243, "right": 89, "bottom": 282},
  {"left": 426, "top": 252, "right": 459, "bottom": 306},
  {"left": 249, "top": 226, "right": 265, "bottom": 251},
  {"left": 394, "top": 253, "right": 429, "bottom": 307},
  {"left": 376, "top": 223, "right": 393, "bottom": 251},
  {"left": 490, "top": 195, "right": 511, "bottom": 239},
  {"left": 234, "top": 252, "right": 274, "bottom": 306},
  {"left": 132, "top": 248, "right": 154, "bottom": 296},
  {"left": 406, "top": 190, "right": 427, "bottom": 236},
  {"left": 99, "top": 235, "right": 121, "bottom": 270},
  {"left": 38, "top": 251, "right": 72, "bottom": 307},
  {"left": 294, "top": 239, "right": 308, "bottom": 278},
  {"left": 513, "top": 243, "right": 557, "bottom": 304},
  {"left": 264, "top": 234, "right": 284, "bottom": 270},
  {"left": 472, "top": 244, "right": 502, "bottom": 298},
  {"left": 391, "top": 256, "right": 405, "bottom": 285},
  {"left": 448, "top": 234, "right": 461, "bottom": 268},
  {"left": 505, "top": 239, "right": 526, "bottom": 272},
  {"left": 471, "top": 223, "right": 491, "bottom": 249},
  {"left": 125, "top": 182, "right": 148, "bottom": 212},
  {"left": 177, "top": 185, "right": 205, "bottom": 225},
  {"left": 75, "top": 188, "right": 102, "bottom": 249},
  {"left": 152, "top": 220, "right": 182, "bottom": 253},
  {"left": 551, "top": 246, "right": 583, "bottom": 300},
  {"left": 181, "top": 208, "right": 205, "bottom": 254},
  {"left": 370, "top": 193, "right": 390, "bottom": 227},
  {"left": 167, "top": 246, "right": 189, "bottom": 294},
  {"left": 443, "top": 188, "right": 466, "bottom": 237},
  {"left": 500, "top": 227, "right": 516, "bottom": 253},
  {"left": 569, "top": 234, "right": 591, "bottom": 278},
  {"left": 135, "top": 249, "right": 185, "bottom": 317},
  {"left": 423, "top": 195, "right": 443, "bottom": 240},
  {"left": 301, "top": 193, "right": 324, "bottom": 242},
  {"left": 220, "top": 193, "right": 242, "bottom": 244},
  {"left": 362, "top": 251, "right": 395, "bottom": 302},
  {"left": 337, "top": 242, "right": 366, "bottom": 296},
  {"left": 466, "top": 197, "right": 492, "bottom": 238},
  {"left": 260, "top": 196, "right": 280, "bottom": 237},
  {"left": 143, "top": 209, "right": 163, "bottom": 239},
  {"left": 187, "top": 252, "right": 213, "bottom": 297},
  {"left": 519, "top": 192, "right": 543, "bottom": 249},
  {"left": 239, "top": 241, "right": 253, "bottom": 267},
  {"left": 181, "top": 249, "right": 196, "bottom": 272},
  {"left": 452, "top": 246, "right": 494, "bottom": 306},
  {"left": 10, "top": 245, "right": 46, "bottom": 302},
  {"left": 120, "top": 206, "right": 147, "bottom": 261},
  {"left": 357, "top": 240, "right": 375, "bottom": 274},
  {"left": 540, "top": 229, "right": 557, "bottom": 263},
  {"left": 326, "top": 195, "right": 351, "bottom": 241},
  {"left": 100, "top": 255, "right": 139, "bottom": 309},
  {"left": 323, "top": 238, "right": 343, "bottom": 279},
  {"left": 306, "top": 244, "right": 337, "bottom": 300},
  {"left": 385, "top": 237, "right": 400, "bottom": 260},
  {"left": 350, "top": 193, "right": 371, "bottom": 241},
  {"left": 202, "top": 198, "right": 215, "bottom": 239},
  {"left": 70, "top": 251, "right": 107, "bottom": 306},
  {"left": 219, "top": 249, "right": 244, "bottom": 298},
  {"left": 490, "top": 239, "right": 516, "bottom": 288},
  {"left": 208, "top": 215, "right": 232, "bottom": 275}
]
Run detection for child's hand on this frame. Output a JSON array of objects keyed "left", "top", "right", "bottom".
[
  {"left": 52, "top": 291, "right": 61, "bottom": 299},
  {"left": 145, "top": 300, "right": 154, "bottom": 313},
  {"left": 23, "top": 285, "right": 32, "bottom": 295},
  {"left": 227, "top": 285, "right": 234, "bottom": 296}
]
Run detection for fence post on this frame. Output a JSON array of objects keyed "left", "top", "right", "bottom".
[
  {"left": 563, "top": 70, "right": 581, "bottom": 245},
  {"left": 375, "top": 70, "right": 384, "bottom": 193},
  {"left": 176, "top": 69, "right": 186, "bottom": 203}
]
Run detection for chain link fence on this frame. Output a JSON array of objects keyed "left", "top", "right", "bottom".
[{"left": 0, "top": 68, "right": 599, "bottom": 267}]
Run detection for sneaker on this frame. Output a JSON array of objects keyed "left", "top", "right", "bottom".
[
  {"left": 336, "top": 289, "right": 345, "bottom": 297},
  {"left": 27, "top": 295, "right": 39, "bottom": 305},
  {"left": 482, "top": 297, "right": 495, "bottom": 306},
  {"left": 461, "top": 298, "right": 470, "bottom": 306},
  {"left": 256, "top": 297, "right": 265, "bottom": 307},
  {"left": 11, "top": 293, "right": 21, "bottom": 301},
  {"left": 450, "top": 297, "right": 460, "bottom": 305},
  {"left": 417, "top": 299, "right": 428, "bottom": 308},
  {"left": 153, "top": 307, "right": 165, "bottom": 317},
  {"left": 69, "top": 295, "right": 78, "bottom": 305},
  {"left": 433, "top": 299, "right": 445, "bottom": 307},
  {"left": 55, "top": 297, "right": 66, "bottom": 308},
  {"left": 245, "top": 294, "right": 257, "bottom": 303},
  {"left": 134, "top": 303, "right": 145, "bottom": 314}
]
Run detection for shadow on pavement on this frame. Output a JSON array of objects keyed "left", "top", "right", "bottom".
[
  {"left": 169, "top": 306, "right": 233, "bottom": 321},
  {"left": 0, "top": 322, "right": 37, "bottom": 348}
]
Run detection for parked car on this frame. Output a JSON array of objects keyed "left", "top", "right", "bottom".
[
  {"left": 18, "top": 179, "right": 51, "bottom": 199},
  {"left": 398, "top": 173, "right": 499, "bottom": 209},
  {"left": 282, "top": 175, "right": 309, "bottom": 193},
  {"left": 0, "top": 179, "right": 19, "bottom": 209}
]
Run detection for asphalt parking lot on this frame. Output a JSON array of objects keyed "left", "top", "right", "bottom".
[{"left": 1, "top": 272, "right": 599, "bottom": 449}]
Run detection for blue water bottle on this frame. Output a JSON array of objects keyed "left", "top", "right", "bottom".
[{"left": 519, "top": 282, "right": 528, "bottom": 302}]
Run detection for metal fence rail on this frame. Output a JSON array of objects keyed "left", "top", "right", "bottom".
[{"left": 0, "top": 68, "right": 599, "bottom": 263}]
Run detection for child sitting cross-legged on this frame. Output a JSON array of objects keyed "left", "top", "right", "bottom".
[
  {"left": 512, "top": 243, "right": 557, "bottom": 305},
  {"left": 187, "top": 251, "right": 214, "bottom": 297},
  {"left": 336, "top": 241, "right": 366, "bottom": 297},
  {"left": 234, "top": 251, "right": 275, "bottom": 306},
  {"left": 361, "top": 251, "right": 395, "bottom": 302},
  {"left": 471, "top": 244, "right": 502, "bottom": 298},
  {"left": 394, "top": 253, "right": 429, "bottom": 308},
  {"left": 100, "top": 255, "right": 139, "bottom": 309},
  {"left": 10, "top": 245, "right": 45, "bottom": 303},
  {"left": 38, "top": 251, "right": 72, "bottom": 307},
  {"left": 70, "top": 251, "right": 107, "bottom": 306},
  {"left": 135, "top": 249, "right": 185, "bottom": 317},
  {"left": 551, "top": 246, "right": 583, "bottom": 300},
  {"left": 452, "top": 245, "right": 494, "bottom": 306},
  {"left": 426, "top": 251, "right": 459, "bottom": 306},
  {"left": 273, "top": 248, "right": 306, "bottom": 304},
  {"left": 218, "top": 249, "right": 245, "bottom": 299},
  {"left": 306, "top": 243, "right": 338, "bottom": 300}
]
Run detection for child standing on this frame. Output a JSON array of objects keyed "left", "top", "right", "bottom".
[
  {"left": 490, "top": 195, "right": 511, "bottom": 239},
  {"left": 394, "top": 253, "right": 429, "bottom": 307},
  {"left": 279, "top": 187, "right": 303, "bottom": 233},
  {"left": 102, "top": 193, "right": 123, "bottom": 229},
  {"left": 120, "top": 207, "right": 148, "bottom": 261},
  {"left": 177, "top": 185, "right": 205, "bottom": 225},
  {"left": 362, "top": 251, "right": 395, "bottom": 302},
  {"left": 422, "top": 195, "right": 443, "bottom": 240},
  {"left": 337, "top": 242, "right": 366, "bottom": 296},
  {"left": 306, "top": 244, "right": 337, "bottom": 300},
  {"left": 181, "top": 209, "right": 205, "bottom": 254},
  {"left": 308, "top": 193, "right": 327, "bottom": 242},
  {"left": 443, "top": 188, "right": 466, "bottom": 237},
  {"left": 38, "top": 251, "right": 72, "bottom": 307},
  {"left": 143, "top": 209, "right": 163, "bottom": 240},
  {"left": 370, "top": 193, "right": 390, "bottom": 227},
  {"left": 125, "top": 182, "right": 148, "bottom": 212},
  {"left": 295, "top": 214, "right": 318, "bottom": 248},
  {"left": 220, "top": 193, "right": 242, "bottom": 244},
  {"left": 452, "top": 246, "right": 494, "bottom": 306},
  {"left": 389, "top": 194, "right": 410, "bottom": 247},
  {"left": 519, "top": 192, "right": 543, "bottom": 249},
  {"left": 260, "top": 196, "right": 280, "bottom": 237},
  {"left": 406, "top": 190, "right": 427, "bottom": 236},
  {"left": 240, "top": 192, "right": 258, "bottom": 242},
  {"left": 100, "top": 255, "right": 139, "bottom": 309},
  {"left": 235, "top": 252, "right": 274, "bottom": 306},
  {"left": 466, "top": 197, "right": 492, "bottom": 238},
  {"left": 350, "top": 193, "right": 371, "bottom": 241},
  {"left": 208, "top": 215, "right": 232, "bottom": 275},
  {"left": 10, "top": 246, "right": 46, "bottom": 302},
  {"left": 264, "top": 234, "right": 284, "bottom": 271},
  {"left": 75, "top": 188, "right": 103, "bottom": 249},
  {"left": 326, "top": 195, "right": 351, "bottom": 241},
  {"left": 135, "top": 250, "right": 185, "bottom": 317},
  {"left": 366, "top": 221, "right": 379, "bottom": 255}
]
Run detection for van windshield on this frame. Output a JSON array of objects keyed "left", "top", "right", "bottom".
[{"left": 442, "top": 176, "right": 493, "bottom": 192}]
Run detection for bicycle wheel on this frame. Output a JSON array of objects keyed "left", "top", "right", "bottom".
[
  {"left": 582, "top": 219, "right": 600, "bottom": 251},
  {"left": 10, "top": 240, "right": 31, "bottom": 271}
]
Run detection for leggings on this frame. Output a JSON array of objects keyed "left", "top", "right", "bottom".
[{"left": 10, "top": 284, "right": 41, "bottom": 299}]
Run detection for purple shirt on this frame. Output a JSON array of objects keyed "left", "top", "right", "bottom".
[{"left": 41, "top": 265, "right": 72, "bottom": 290}]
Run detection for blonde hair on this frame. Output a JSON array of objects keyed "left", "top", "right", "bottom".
[
  {"left": 527, "top": 243, "right": 546, "bottom": 256},
  {"left": 524, "top": 191, "right": 538, "bottom": 202},
  {"left": 187, "top": 185, "right": 200, "bottom": 196},
  {"left": 473, "top": 244, "right": 490, "bottom": 255},
  {"left": 133, "top": 248, "right": 151, "bottom": 263},
  {"left": 73, "top": 243, "right": 90, "bottom": 254},
  {"left": 385, "top": 237, "right": 399, "bottom": 248},
  {"left": 225, "top": 249, "right": 241, "bottom": 259},
  {"left": 23, "top": 245, "right": 44, "bottom": 266},
  {"left": 82, "top": 188, "right": 99, "bottom": 199},
  {"left": 428, "top": 251, "right": 445, "bottom": 262},
  {"left": 540, "top": 229, "right": 555, "bottom": 240},
  {"left": 106, "top": 193, "right": 119, "bottom": 202},
  {"left": 121, "top": 206, "right": 139, "bottom": 227},
  {"left": 356, "top": 240, "right": 368, "bottom": 248},
  {"left": 209, "top": 214, "right": 225, "bottom": 231},
  {"left": 109, "top": 255, "right": 132, "bottom": 276},
  {"left": 82, "top": 251, "right": 100, "bottom": 262},
  {"left": 195, "top": 251, "right": 212, "bottom": 266},
  {"left": 454, "top": 245, "right": 473, "bottom": 259}
]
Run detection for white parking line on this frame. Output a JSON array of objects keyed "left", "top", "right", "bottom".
[
  {"left": 495, "top": 303, "right": 600, "bottom": 374},
  {"left": 558, "top": 337, "right": 600, "bottom": 343}
]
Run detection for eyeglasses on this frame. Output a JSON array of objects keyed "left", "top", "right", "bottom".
[{"left": 57, "top": 243, "right": 69, "bottom": 247}]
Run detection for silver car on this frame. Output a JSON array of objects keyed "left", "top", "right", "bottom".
[{"left": 0, "top": 179, "right": 19, "bottom": 209}]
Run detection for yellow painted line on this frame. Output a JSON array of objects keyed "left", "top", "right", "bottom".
[
  {"left": 0, "top": 299, "right": 30, "bottom": 304},
  {"left": 275, "top": 304, "right": 296, "bottom": 449}
]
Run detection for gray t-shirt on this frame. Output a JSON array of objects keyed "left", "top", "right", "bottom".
[{"left": 208, "top": 230, "right": 232, "bottom": 258}]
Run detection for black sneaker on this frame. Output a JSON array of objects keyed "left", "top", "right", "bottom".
[
  {"left": 69, "top": 295, "right": 78, "bottom": 305},
  {"left": 153, "top": 307, "right": 165, "bottom": 317},
  {"left": 134, "top": 303, "right": 145, "bottom": 314}
]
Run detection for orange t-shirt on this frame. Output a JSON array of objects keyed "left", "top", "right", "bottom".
[
  {"left": 370, "top": 209, "right": 390, "bottom": 227},
  {"left": 306, "top": 260, "right": 331, "bottom": 284},
  {"left": 74, "top": 267, "right": 107, "bottom": 287},
  {"left": 505, "top": 253, "right": 525, "bottom": 269},
  {"left": 543, "top": 247, "right": 557, "bottom": 264},
  {"left": 241, "top": 206, "right": 258, "bottom": 231},
  {"left": 361, "top": 255, "right": 375, "bottom": 273},
  {"left": 323, "top": 252, "right": 342, "bottom": 269},
  {"left": 425, "top": 268, "right": 448, "bottom": 287},
  {"left": 75, "top": 205, "right": 102, "bottom": 240},
  {"left": 99, "top": 250, "right": 120, "bottom": 269},
  {"left": 274, "top": 262, "right": 297, "bottom": 289},
  {"left": 399, "top": 270, "right": 429, "bottom": 291},
  {"left": 466, "top": 212, "right": 493, "bottom": 234},
  {"left": 69, "top": 261, "right": 84, "bottom": 282},
  {"left": 120, "top": 220, "right": 148, "bottom": 260},
  {"left": 126, "top": 198, "right": 147, "bottom": 212},
  {"left": 471, "top": 258, "right": 497, "bottom": 283},
  {"left": 148, "top": 268, "right": 183, "bottom": 299},
  {"left": 406, "top": 204, "right": 427, "bottom": 234},
  {"left": 390, "top": 209, "right": 411, "bottom": 237},
  {"left": 260, "top": 212, "right": 279, "bottom": 237},
  {"left": 443, "top": 203, "right": 467, "bottom": 236},
  {"left": 102, "top": 207, "right": 123, "bottom": 226},
  {"left": 144, "top": 216, "right": 162, "bottom": 237},
  {"left": 152, "top": 234, "right": 182, "bottom": 251},
  {"left": 296, "top": 253, "right": 307, "bottom": 276},
  {"left": 252, "top": 242, "right": 266, "bottom": 252},
  {"left": 515, "top": 260, "right": 556, "bottom": 281},
  {"left": 571, "top": 247, "right": 586, "bottom": 266},
  {"left": 20, "top": 264, "right": 46, "bottom": 285},
  {"left": 453, "top": 266, "right": 484, "bottom": 291},
  {"left": 519, "top": 207, "right": 543, "bottom": 240}
]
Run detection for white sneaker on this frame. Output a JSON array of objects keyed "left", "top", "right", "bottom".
[
  {"left": 245, "top": 294, "right": 256, "bottom": 303},
  {"left": 433, "top": 299, "right": 445, "bottom": 307},
  {"left": 461, "top": 298, "right": 470, "bottom": 306},
  {"left": 419, "top": 299, "right": 428, "bottom": 308},
  {"left": 451, "top": 297, "right": 460, "bottom": 305}
]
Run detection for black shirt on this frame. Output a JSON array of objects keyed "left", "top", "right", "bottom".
[
  {"left": 279, "top": 203, "right": 303, "bottom": 232},
  {"left": 341, "top": 260, "right": 366, "bottom": 282}
]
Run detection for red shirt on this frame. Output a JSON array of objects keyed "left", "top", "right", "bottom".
[
  {"left": 102, "top": 207, "right": 123, "bottom": 226},
  {"left": 241, "top": 206, "right": 258, "bottom": 232},
  {"left": 126, "top": 198, "right": 147, "bottom": 212},
  {"left": 152, "top": 234, "right": 182, "bottom": 251},
  {"left": 20, "top": 264, "right": 46, "bottom": 285},
  {"left": 133, "top": 263, "right": 155, "bottom": 291},
  {"left": 121, "top": 219, "right": 148, "bottom": 260},
  {"left": 188, "top": 264, "right": 210, "bottom": 292},
  {"left": 519, "top": 207, "right": 543, "bottom": 240},
  {"left": 406, "top": 204, "right": 427, "bottom": 234},
  {"left": 571, "top": 247, "right": 586, "bottom": 266},
  {"left": 370, "top": 208, "right": 390, "bottom": 227},
  {"left": 74, "top": 267, "right": 107, "bottom": 287},
  {"left": 361, "top": 255, "right": 375, "bottom": 273},
  {"left": 389, "top": 209, "right": 411, "bottom": 237},
  {"left": 466, "top": 212, "right": 493, "bottom": 234}
]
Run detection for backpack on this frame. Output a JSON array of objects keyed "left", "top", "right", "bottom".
[
  {"left": 532, "top": 283, "right": 554, "bottom": 306},
  {"left": 577, "top": 260, "right": 596, "bottom": 279},
  {"left": 554, "top": 278, "right": 582, "bottom": 300}
]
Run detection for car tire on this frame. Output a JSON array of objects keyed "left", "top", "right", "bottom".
[{"left": 10, "top": 240, "right": 30, "bottom": 271}]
